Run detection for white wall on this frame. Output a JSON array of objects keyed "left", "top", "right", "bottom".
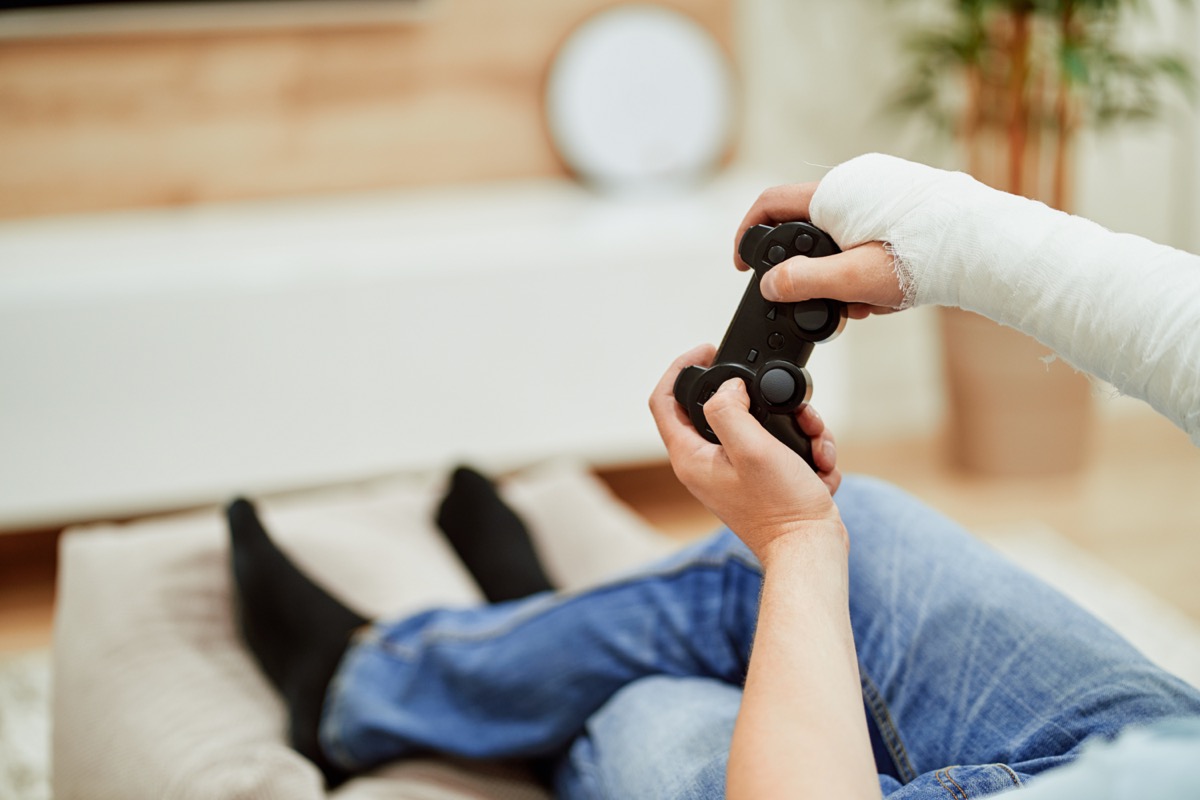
[
  {"left": 2, "top": 2, "right": 1194, "bottom": 528},
  {"left": 734, "top": 0, "right": 1200, "bottom": 438},
  {"left": 1, "top": 173, "right": 840, "bottom": 530}
]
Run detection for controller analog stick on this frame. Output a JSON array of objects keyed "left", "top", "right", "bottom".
[
  {"left": 759, "top": 368, "right": 797, "bottom": 406},
  {"left": 793, "top": 300, "right": 832, "bottom": 333}
]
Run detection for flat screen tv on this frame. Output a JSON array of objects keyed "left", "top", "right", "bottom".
[{"left": 0, "top": 0, "right": 432, "bottom": 38}]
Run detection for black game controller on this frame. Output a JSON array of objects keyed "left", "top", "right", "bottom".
[{"left": 674, "top": 222, "right": 847, "bottom": 470}]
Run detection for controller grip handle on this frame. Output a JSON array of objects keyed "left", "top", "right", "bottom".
[{"left": 763, "top": 412, "right": 816, "bottom": 472}]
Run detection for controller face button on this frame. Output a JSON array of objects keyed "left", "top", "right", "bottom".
[
  {"left": 767, "top": 245, "right": 788, "bottom": 264},
  {"left": 793, "top": 300, "right": 831, "bottom": 333},
  {"left": 793, "top": 233, "right": 814, "bottom": 254},
  {"left": 767, "top": 332, "right": 786, "bottom": 350},
  {"left": 765, "top": 305, "right": 777, "bottom": 321},
  {"left": 747, "top": 348, "right": 759, "bottom": 363},
  {"left": 760, "top": 368, "right": 797, "bottom": 405}
]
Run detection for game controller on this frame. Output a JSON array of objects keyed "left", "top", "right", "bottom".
[{"left": 673, "top": 221, "right": 847, "bottom": 470}]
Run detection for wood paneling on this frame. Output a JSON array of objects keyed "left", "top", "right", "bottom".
[{"left": 0, "top": 0, "right": 733, "bottom": 218}]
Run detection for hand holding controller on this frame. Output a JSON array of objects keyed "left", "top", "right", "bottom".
[{"left": 673, "top": 222, "right": 847, "bottom": 470}]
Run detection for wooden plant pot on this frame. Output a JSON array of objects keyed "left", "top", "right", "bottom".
[{"left": 940, "top": 307, "right": 1094, "bottom": 475}]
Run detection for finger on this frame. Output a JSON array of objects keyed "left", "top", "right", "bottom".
[
  {"left": 649, "top": 344, "right": 718, "bottom": 454},
  {"left": 796, "top": 404, "right": 825, "bottom": 439},
  {"left": 847, "top": 303, "right": 899, "bottom": 320},
  {"left": 733, "top": 183, "right": 819, "bottom": 269},
  {"left": 702, "top": 378, "right": 780, "bottom": 468},
  {"left": 813, "top": 430, "right": 838, "bottom": 475},
  {"left": 822, "top": 467, "right": 843, "bottom": 496},
  {"left": 796, "top": 406, "right": 838, "bottom": 474},
  {"left": 760, "top": 242, "right": 902, "bottom": 308}
]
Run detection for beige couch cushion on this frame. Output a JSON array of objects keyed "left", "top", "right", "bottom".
[{"left": 52, "top": 462, "right": 680, "bottom": 800}]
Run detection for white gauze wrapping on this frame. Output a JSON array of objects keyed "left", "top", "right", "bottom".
[{"left": 809, "top": 153, "right": 1200, "bottom": 445}]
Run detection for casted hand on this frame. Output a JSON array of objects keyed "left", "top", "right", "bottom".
[
  {"left": 734, "top": 183, "right": 904, "bottom": 319},
  {"left": 650, "top": 344, "right": 845, "bottom": 566}
]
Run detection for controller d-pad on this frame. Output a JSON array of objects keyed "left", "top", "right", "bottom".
[{"left": 759, "top": 368, "right": 797, "bottom": 406}]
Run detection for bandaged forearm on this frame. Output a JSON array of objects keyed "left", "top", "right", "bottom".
[{"left": 810, "top": 153, "right": 1200, "bottom": 444}]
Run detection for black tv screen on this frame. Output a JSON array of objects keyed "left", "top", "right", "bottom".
[
  {"left": 0, "top": 1, "right": 295, "bottom": 6},
  {"left": 0, "top": 0, "right": 429, "bottom": 36},
  {"left": 0, "top": 1, "right": 278, "bottom": 5}
]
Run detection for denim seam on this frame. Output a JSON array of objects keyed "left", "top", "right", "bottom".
[
  {"left": 861, "top": 672, "right": 917, "bottom": 783},
  {"left": 373, "top": 551, "right": 761, "bottom": 659},
  {"left": 935, "top": 767, "right": 968, "bottom": 800},
  {"left": 944, "top": 766, "right": 969, "bottom": 799},
  {"left": 994, "top": 763, "right": 1022, "bottom": 788}
]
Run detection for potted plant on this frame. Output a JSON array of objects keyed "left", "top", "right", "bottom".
[{"left": 891, "top": 0, "right": 1194, "bottom": 474}]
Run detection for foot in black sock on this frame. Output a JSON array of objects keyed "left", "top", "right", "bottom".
[
  {"left": 227, "top": 498, "right": 367, "bottom": 786},
  {"left": 436, "top": 466, "right": 555, "bottom": 603}
]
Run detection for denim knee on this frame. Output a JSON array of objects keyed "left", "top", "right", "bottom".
[{"left": 556, "top": 675, "right": 741, "bottom": 800}]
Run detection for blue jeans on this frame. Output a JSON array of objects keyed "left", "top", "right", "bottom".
[{"left": 319, "top": 476, "right": 1200, "bottom": 798}]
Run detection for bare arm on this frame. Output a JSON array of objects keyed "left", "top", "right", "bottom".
[
  {"left": 727, "top": 524, "right": 879, "bottom": 799},
  {"left": 649, "top": 351, "right": 879, "bottom": 799}
]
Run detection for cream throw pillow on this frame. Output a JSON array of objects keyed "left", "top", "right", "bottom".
[{"left": 52, "top": 462, "right": 684, "bottom": 800}]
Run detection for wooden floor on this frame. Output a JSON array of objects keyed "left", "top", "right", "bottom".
[
  {"left": 2, "top": 407, "right": 1198, "bottom": 654},
  {"left": 0, "top": 529, "right": 58, "bottom": 654},
  {"left": 603, "top": 407, "right": 1200, "bottom": 622}
]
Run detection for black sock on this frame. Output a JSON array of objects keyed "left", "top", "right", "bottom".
[
  {"left": 435, "top": 466, "right": 555, "bottom": 603},
  {"left": 226, "top": 498, "right": 367, "bottom": 787}
]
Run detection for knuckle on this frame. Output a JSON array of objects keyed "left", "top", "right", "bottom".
[
  {"left": 704, "top": 391, "right": 731, "bottom": 413},
  {"left": 704, "top": 391, "right": 742, "bottom": 420},
  {"left": 772, "top": 263, "right": 798, "bottom": 298},
  {"left": 765, "top": 183, "right": 791, "bottom": 200}
]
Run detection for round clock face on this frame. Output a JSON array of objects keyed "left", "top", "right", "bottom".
[{"left": 545, "top": 5, "right": 736, "bottom": 191}]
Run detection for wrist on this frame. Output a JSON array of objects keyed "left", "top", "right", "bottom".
[{"left": 757, "top": 516, "right": 849, "bottom": 573}]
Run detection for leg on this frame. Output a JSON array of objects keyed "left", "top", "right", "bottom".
[
  {"left": 839, "top": 475, "right": 1200, "bottom": 788},
  {"left": 227, "top": 498, "right": 367, "bottom": 785},
  {"left": 553, "top": 676, "right": 740, "bottom": 800},
  {"left": 548, "top": 677, "right": 988, "bottom": 800},
  {"left": 320, "top": 530, "right": 764, "bottom": 772},
  {"left": 437, "top": 466, "right": 555, "bottom": 602}
]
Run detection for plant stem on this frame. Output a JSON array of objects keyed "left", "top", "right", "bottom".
[
  {"left": 1007, "top": 4, "right": 1033, "bottom": 196},
  {"left": 965, "top": 63, "right": 984, "bottom": 177},
  {"left": 1052, "top": 0, "right": 1077, "bottom": 211}
]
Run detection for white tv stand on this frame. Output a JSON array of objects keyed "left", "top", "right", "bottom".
[{"left": 0, "top": 172, "right": 847, "bottom": 530}]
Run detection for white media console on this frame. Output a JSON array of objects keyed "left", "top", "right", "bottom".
[{"left": 0, "top": 173, "right": 849, "bottom": 530}]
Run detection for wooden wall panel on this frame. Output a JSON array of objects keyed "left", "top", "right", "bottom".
[{"left": 0, "top": 1, "right": 734, "bottom": 218}]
